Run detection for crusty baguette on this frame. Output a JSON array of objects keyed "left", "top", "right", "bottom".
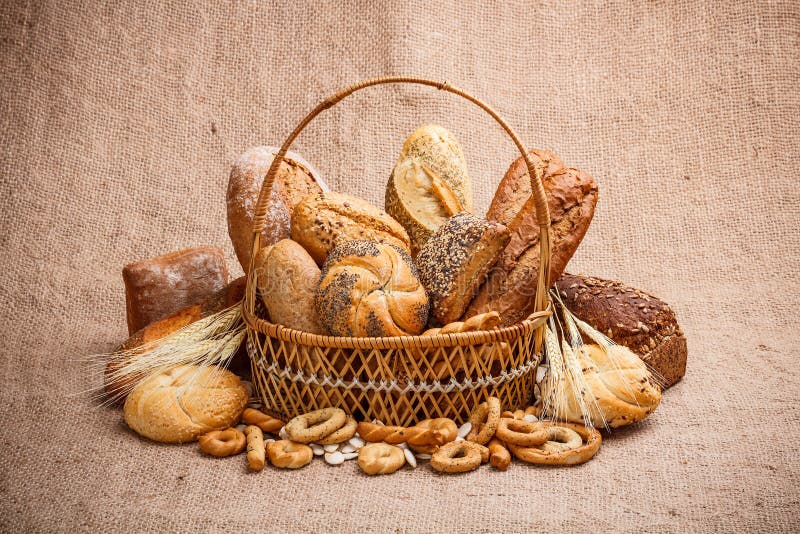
[
  {"left": 465, "top": 165, "right": 598, "bottom": 326},
  {"left": 555, "top": 273, "right": 687, "bottom": 388},
  {"left": 227, "top": 146, "right": 325, "bottom": 271}
]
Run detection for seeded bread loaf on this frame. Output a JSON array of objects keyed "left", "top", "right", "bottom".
[
  {"left": 227, "top": 146, "right": 326, "bottom": 271},
  {"left": 122, "top": 246, "right": 229, "bottom": 334},
  {"left": 292, "top": 191, "right": 411, "bottom": 265},
  {"left": 385, "top": 125, "right": 473, "bottom": 255},
  {"left": 465, "top": 164, "right": 598, "bottom": 326},
  {"left": 316, "top": 241, "right": 429, "bottom": 337},
  {"left": 416, "top": 213, "right": 510, "bottom": 325},
  {"left": 253, "top": 239, "right": 325, "bottom": 334},
  {"left": 555, "top": 273, "right": 687, "bottom": 388}
]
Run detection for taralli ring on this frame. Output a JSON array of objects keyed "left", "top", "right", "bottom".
[
  {"left": 285, "top": 408, "right": 347, "bottom": 443},
  {"left": 357, "top": 443, "right": 406, "bottom": 475},
  {"left": 496, "top": 418, "right": 549, "bottom": 447},
  {"left": 507, "top": 422, "right": 602, "bottom": 466},
  {"left": 266, "top": 440, "right": 314, "bottom": 469},
  {"left": 416, "top": 418, "right": 458, "bottom": 444},
  {"left": 539, "top": 426, "right": 583, "bottom": 453},
  {"left": 316, "top": 416, "right": 357, "bottom": 445},
  {"left": 198, "top": 428, "right": 246, "bottom": 457},
  {"left": 430, "top": 441, "right": 489, "bottom": 474},
  {"left": 465, "top": 397, "right": 501, "bottom": 445},
  {"left": 241, "top": 408, "right": 284, "bottom": 433}
]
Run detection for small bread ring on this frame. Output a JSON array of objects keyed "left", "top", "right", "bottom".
[
  {"left": 539, "top": 426, "right": 583, "bottom": 453},
  {"left": 507, "top": 422, "right": 602, "bottom": 466},
  {"left": 357, "top": 443, "right": 406, "bottom": 475},
  {"left": 487, "top": 438, "right": 511, "bottom": 471},
  {"left": 316, "top": 416, "right": 357, "bottom": 445},
  {"left": 465, "top": 397, "right": 501, "bottom": 445},
  {"left": 496, "top": 418, "right": 549, "bottom": 447},
  {"left": 241, "top": 408, "right": 284, "bottom": 433},
  {"left": 415, "top": 418, "right": 458, "bottom": 444},
  {"left": 198, "top": 428, "right": 246, "bottom": 457},
  {"left": 285, "top": 408, "right": 347, "bottom": 443},
  {"left": 266, "top": 440, "right": 313, "bottom": 469},
  {"left": 430, "top": 441, "right": 489, "bottom": 473}
]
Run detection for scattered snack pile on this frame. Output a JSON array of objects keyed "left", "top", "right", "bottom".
[
  {"left": 195, "top": 396, "right": 601, "bottom": 474},
  {"left": 102, "top": 118, "right": 687, "bottom": 476}
]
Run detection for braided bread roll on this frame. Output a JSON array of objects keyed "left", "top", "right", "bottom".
[{"left": 356, "top": 422, "right": 444, "bottom": 446}]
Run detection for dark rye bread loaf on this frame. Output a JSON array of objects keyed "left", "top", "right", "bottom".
[
  {"left": 555, "top": 273, "right": 687, "bottom": 388},
  {"left": 464, "top": 160, "right": 598, "bottom": 326}
]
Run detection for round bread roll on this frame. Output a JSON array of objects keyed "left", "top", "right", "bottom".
[
  {"left": 253, "top": 239, "right": 326, "bottom": 334},
  {"left": 316, "top": 241, "right": 428, "bottom": 337},
  {"left": 227, "top": 146, "right": 326, "bottom": 271},
  {"left": 291, "top": 191, "right": 411, "bottom": 265},
  {"left": 123, "top": 365, "right": 248, "bottom": 443},
  {"left": 540, "top": 344, "right": 661, "bottom": 428}
]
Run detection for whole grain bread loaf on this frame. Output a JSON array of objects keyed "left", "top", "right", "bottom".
[{"left": 555, "top": 273, "right": 687, "bottom": 388}]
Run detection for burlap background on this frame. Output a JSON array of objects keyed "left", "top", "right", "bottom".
[{"left": 1, "top": 0, "right": 798, "bottom": 531}]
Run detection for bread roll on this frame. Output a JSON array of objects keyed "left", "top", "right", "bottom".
[
  {"left": 227, "top": 146, "right": 326, "bottom": 271},
  {"left": 253, "top": 239, "right": 325, "bottom": 334},
  {"left": 291, "top": 191, "right": 411, "bottom": 265},
  {"left": 122, "top": 246, "right": 229, "bottom": 334},
  {"left": 105, "top": 277, "right": 246, "bottom": 401},
  {"left": 123, "top": 365, "right": 248, "bottom": 443},
  {"left": 415, "top": 213, "right": 510, "bottom": 325},
  {"left": 316, "top": 241, "right": 428, "bottom": 336},
  {"left": 555, "top": 273, "right": 687, "bottom": 387},
  {"left": 385, "top": 125, "right": 473, "bottom": 255},
  {"left": 465, "top": 164, "right": 598, "bottom": 326},
  {"left": 540, "top": 344, "right": 661, "bottom": 428}
]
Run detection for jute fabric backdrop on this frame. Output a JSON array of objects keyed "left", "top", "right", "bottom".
[{"left": 1, "top": 0, "right": 798, "bottom": 531}]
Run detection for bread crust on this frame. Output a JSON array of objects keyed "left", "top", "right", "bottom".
[
  {"left": 555, "top": 273, "right": 687, "bottom": 387},
  {"left": 292, "top": 191, "right": 411, "bottom": 265},
  {"left": 465, "top": 165, "right": 598, "bottom": 326},
  {"left": 226, "top": 146, "right": 324, "bottom": 271},
  {"left": 253, "top": 239, "right": 325, "bottom": 334}
]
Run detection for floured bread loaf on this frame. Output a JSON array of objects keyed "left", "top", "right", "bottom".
[
  {"left": 465, "top": 163, "right": 598, "bottom": 326},
  {"left": 385, "top": 125, "right": 473, "bottom": 255},
  {"left": 316, "top": 241, "right": 428, "bottom": 337},
  {"left": 292, "top": 191, "right": 411, "bottom": 265},
  {"left": 540, "top": 344, "right": 661, "bottom": 428},
  {"left": 253, "top": 239, "right": 325, "bottom": 334},
  {"left": 416, "top": 213, "right": 509, "bottom": 325},
  {"left": 227, "top": 146, "right": 326, "bottom": 271},
  {"left": 123, "top": 365, "right": 248, "bottom": 443}
]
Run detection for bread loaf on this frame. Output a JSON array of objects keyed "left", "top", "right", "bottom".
[
  {"left": 540, "top": 344, "right": 661, "bottom": 428},
  {"left": 291, "top": 191, "right": 411, "bottom": 265},
  {"left": 316, "top": 241, "right": 428, "bottom": 336},
  {"left": 122, "top": 246, "right": 229, "bottom": 334},
  {"left": 227, "top": 146, "right": 326, "bottom": 271},
  {"left": 555, "top": 273, "right": 687, "bottom": 387},
  {"left": 465, "top": 163, "right": 598, "bottom": 326},
  {"left": 105, "top": 277, "right": 246, "bottom": 401},
  {"left": 385, "top": 125, "right": 474, "bottom": 255},
  {"left": 416, "top": 213, "right": 509, "bottom": 325},
  {"left": 123, "top": 365, "right": 248, "bottom": 443},
  {"left": 253, "top": 239, "right": 325, "bottom": 334}
]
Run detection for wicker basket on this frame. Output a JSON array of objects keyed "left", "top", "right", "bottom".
[{"left": 243, "top": 76, "right": 554, "bottom": 426}]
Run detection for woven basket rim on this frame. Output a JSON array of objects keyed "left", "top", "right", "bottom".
[{"left": 242, "top": 301, "right": 551, "bottom": 350}]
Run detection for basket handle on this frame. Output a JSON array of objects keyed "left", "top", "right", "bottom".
[{"left": 248, "top": 76, "right": 553, "bottom": 324}]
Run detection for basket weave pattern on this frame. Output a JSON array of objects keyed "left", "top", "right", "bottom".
[{"left": 243, "top": 76, "right": 554, "bottom": 426}]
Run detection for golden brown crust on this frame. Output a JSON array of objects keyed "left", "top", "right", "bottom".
[
  {"left": 495, "top": 418, "right": 549, "bottom": 447},
  {"left": 122, "top": 365, "right": 248, "bottom": 444},
  {"left": 385, "top": 125, "right": 473, "bottom": 255},
  {"left": 430, "top": 441, "right": 488, "bottom": 473},
  {"left": 466, "top": 165, "right": 598, "bottom": 326},
  {"left": 245, "top": 425, "right": 266, "bottom": 471},
  {"left": 465, "top": 397, "right": 501, "bottom": 445},
  {"left": 507, "top": 422, "right": 601, "bottom": 466},
  {"left": 266, "top": 440, "right": 313, "bottom": 469},
  {"left": 315, "top": 416, "right": 357, "bottom": 445},
  {"left": 487, "top": 438, "right": 511, "bottom": 471},
  {"left": 198, "top": 428, "right": 247, "bottom": 457},
  {"left": 253, "top": 239, "right": 326, "bottom": 334},
  {"left": 284, "top": 408, "right": 347, "bottom": 444},
  {"left": 241, "top": 408, "right": 283, "bottom": 434},
  {"left": 122, "top": 246, "right": 229, "bottom": 334},
  {"left": 226, "top": 146, "right": 324, "bottom": 271},
  {"left": 356, "top": 422, "right": 444, "bottom": 446},
  {"left": 316, "top": 241, "right": 429, "bottom": 337},
  {"left": 357, "top": 443, "right": 406, "bottom": 475},
  {"left": 416, "top": 213, "right": 510, "bottom": 325},
  {"left": 555, "top": 273, "right": 687, "bottom": 387},
  {"left": 292, "top": 191, "right": 410, "bottom": 265}
]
